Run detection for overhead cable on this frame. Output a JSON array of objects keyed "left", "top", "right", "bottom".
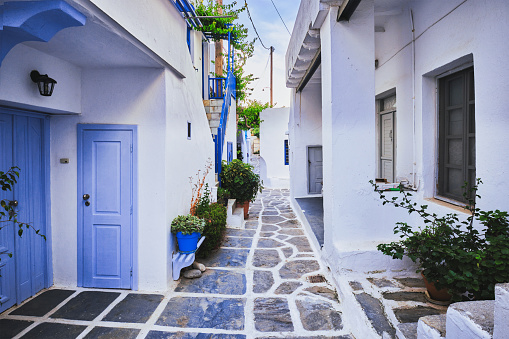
[
  {"left": 269, "top": 0, "right": 291, "bottom": 35},
  {"left": 244, "top": 0, "right": 271, "bottom": 50}
]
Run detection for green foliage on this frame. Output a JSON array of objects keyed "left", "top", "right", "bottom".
[
  {"left": 237, "top": 148, "right": 243, "bottom": 161},
  {"left": 171, "top": 215, "right": 205, "bottom": 235},
  {"left": 237, "top": 100, "right": 271, "bottom": 135},
  {"left": 217, "top": 187, "right": 231, "bottom": 206},
  {"left": 192, "top": 1, "right": 256, "bottom": 103},
  {"left": 196, "top": 202, "right": 227, "bottom": 257},
  {"left": 195, "top": 183, "right": 211, "bottom": 216},
  {"left": 220, "top": 159, "right": 262, "bottom": 203},
  {"left": 372, "top": 179, "right": 509, "bottom": 301}
]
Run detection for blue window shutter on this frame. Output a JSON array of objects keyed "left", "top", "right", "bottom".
[{"left": 284, "top": 140, "right": 289, "bottom": 165}]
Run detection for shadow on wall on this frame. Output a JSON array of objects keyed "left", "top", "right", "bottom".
[{"left": 259, "top": 156, "right": 269, "bottom": 188}]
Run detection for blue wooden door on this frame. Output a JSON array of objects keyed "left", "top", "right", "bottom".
[
  {"left": 227, "top": 142, "right": 233, "bottom": 163},
  {"left": 79, "top": 127, "right": 133, "bottom": 289},
  {"left": 0, "top": 113, "right": 47, "bottom": 313}
]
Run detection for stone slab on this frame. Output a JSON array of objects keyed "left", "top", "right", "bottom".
[
  {"left": 296, "top": 298, "right": 343, "bottom": 331},
  {"left": 277, "top": 220, "right": 301, "bottom": 228},
  {"left": 275, "top": 281, "right": 303, "bottom": 294},
  {"left": 156, "top": 297, "right": 245, "bottom": 330},
  {"left": 102, "top": 293, "right": 164, "bottom": 323},
  {"left": 253, "top": 270, "right": 274, "bottom": 293},
  {"left": 354, "top": 292, "right": 395, "bottom": 337},
  {"left": 244, "top": 221, "right": 258, "bottom": 229},
  {"left": 367, "top": 278, "right": 398, "bottom": 288},
  {"left": 223, "top": 236, "right": 253, "bottom": 248},
  {"left": 252, "top": 249, "right": 281, "bottom": 268},
  {"left": 225, "top": 229, "right": 256, "bottom": 237},
  {"left": 10, "top": 289, "right": 75, "bottom": 317},
  {"left": 199, "top": 248, "right": 249, "bottom": 268},
  {"left": 382, "top": 291, "right": 426, "bottom": 303},
  {"left": 281, "top": 247, "right": 294, "bottom": 258},
  {"left": 286, "top": 237, "right": 313, "bottom": 252},
  {"left": 447, "top": 300, "right": 494, "bottom": 336},
  {"left": 304, "top": 286, "right": 338, "bottom": 301},
  {"left": 176, "top": 269, "right": 246, "bottom": 295},
  {"left": 398, "top": 322, "right": 418, "bottom": 339},
  {"left": 395, "top": 277, "right": 426, "bottom": 288},
  {"left": 21, "top": 322, "right": 86, "bottom": 339},
  {"left": 261, "top": 224, "right": 279, "bottom": 232},
  {"left": 146, "top": 332, "right": 246, "bottom": 339},
  {"left": 0, "top": 319, "right": 33, "bottom": 338},
  {"left": 418, "top": 314, "right": 446, "bottom": 338},
  {"left": 349, "top": 281, "right": 363, "bottom": 291},
  {"left": 257, "top": 238, "right": 285, "bottom": 248},
  {"left": 394, "top": 306, "right": 443, "bottom": 323},
  {"left": 278, "top": 229, "right": 305, "bottom": 236},
  {"left": 84, "top": 326, "right": 140, "bottom": 339},
  {"left": 254, "top": 298, "right": 294, "bottom": 332},
  {"left": 261, "top": 216, "right": 285, "bottom": 224},
  {"left": 279, "top": 260, "right": 320, "bottom": 279},
  {"left": 51, "top": 291, "right": 120, "bottom": 321}
]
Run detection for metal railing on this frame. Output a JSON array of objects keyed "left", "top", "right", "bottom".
[
  {"left": 212, "top": 28, "right": 237, "bottom": 182},
  {"left": 209, "top": 77, "right": 225, "bottom": 99}
]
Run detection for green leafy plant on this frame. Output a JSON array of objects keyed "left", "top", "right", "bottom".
[
  {"left": 217, "top": 187, "right": 231, "bottom": 206},
  {"left": 171, "top": 215, "right": 205, "bottom": 235},
  {"left": 196, "top": 202, "right": 227, "bottom": 257},
  {"left": 237, "top": 100, "right": 270, "bottom": 137},
  {"left": 372, "top": 179, "right": 509, "bottom": 301},
  {"left": 220, "top": 159, "right": 262, "bottom": 203}
]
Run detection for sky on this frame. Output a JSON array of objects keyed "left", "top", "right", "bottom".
[{"left": 226, "top": 0, "right": 299, "bottom": 108}]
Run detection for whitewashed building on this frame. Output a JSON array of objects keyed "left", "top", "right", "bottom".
[
  {"left": 286, "top": 0, "right": 509, "bottom": 275},
  {"left": 0, "top": 0, "right": 237, "bottom": 312},
  {"left": 259, "top": 107, "right": 290, "bottom": 189}
]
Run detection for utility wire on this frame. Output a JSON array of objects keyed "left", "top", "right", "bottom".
[
  {"left": 244, "top": 0, "right": 271, "bottom": 50},
  {"left": 269, "top": 0, "right": 291, "bottom": 35},
  {"left": 252, "top": 53, "right": 271, "bottom": 90}
]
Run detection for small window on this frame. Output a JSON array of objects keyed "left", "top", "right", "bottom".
[
  {"left": 186, "top": 26, "right": 191, "bottom": 53},
  {"left": 438, "top": 66, "right": 475, "bottom": 203},
  {"left": 187, "top": 121, "right": 191, "bottom": 140},
  {"left": 284, "top": 139, "right": 289, "bottom": 165}
]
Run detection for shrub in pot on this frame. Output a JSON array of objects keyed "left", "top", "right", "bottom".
[
  {"left": 171, "top": 215, "right": 205, "bottom": 253},
  {"left": 219, "top": 159, "right": 263, "bottom": 217},
  {"left": 371, "top": 179, "right": 509, "bottom": 301},
  {"left": 196, "top": 202, "right": 227, "bottom": 258}
]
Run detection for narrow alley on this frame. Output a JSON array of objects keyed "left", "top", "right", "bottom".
[{"left": 0, "top": 189, "right": 353, "bottom": 339}]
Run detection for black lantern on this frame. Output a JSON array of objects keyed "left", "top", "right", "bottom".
[{"left": 30, "top": 70, "right": 57, "bottom": 96}]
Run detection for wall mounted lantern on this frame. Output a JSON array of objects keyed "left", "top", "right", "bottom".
[{"left": 30, "top": 70, "right": 57, "bottom": 96}]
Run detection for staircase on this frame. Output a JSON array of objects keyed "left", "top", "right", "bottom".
[
  {"left": 203, "top": 99, "right": 223, "bottom": 136},
  {"left": 416, "top": 283, "right": 508, "bottom": 339}
]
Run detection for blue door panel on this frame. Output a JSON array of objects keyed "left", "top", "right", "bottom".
[
  {"left": 0, "top": 113, "right": 16, "bottom": 313},
  {"left": 81, "top": 128, "right": 132, "bottom": 289},
  {"left": 0, "top": 113, "right": 47, "bottom": 312}
]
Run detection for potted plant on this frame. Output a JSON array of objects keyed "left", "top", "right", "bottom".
[
  {"left": 219, "top": 159, "right": 263, "bottom": 218},
  {"left": 371, "top": 179, "right": 509, "bottom": 302},
  {"left": 171, "top": 215, "right": 205, "bottom": 254}
]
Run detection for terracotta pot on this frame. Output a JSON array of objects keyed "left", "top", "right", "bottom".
[
  {"left": 421, "top": 272, "right": 452, "bottom": 301},
  {"left": 236, "top": 200, "right": 250, "bottom": 219}
]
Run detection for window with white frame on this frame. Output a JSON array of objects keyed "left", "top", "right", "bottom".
[{"left": 437, "top": 66, "right": 475, "bottom": 203}]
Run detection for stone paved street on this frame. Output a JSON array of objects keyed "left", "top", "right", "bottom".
[{"left": 0, "top": 189, "right": 353, "bottom": 339}]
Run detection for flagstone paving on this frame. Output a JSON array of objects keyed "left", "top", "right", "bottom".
[{"left": 0, "top": 189, "right": 353, "bottom": 339}]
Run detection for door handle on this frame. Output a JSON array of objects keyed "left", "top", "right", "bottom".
[{"left": 83, "top": 194, "right": 90, "bottom": 200}]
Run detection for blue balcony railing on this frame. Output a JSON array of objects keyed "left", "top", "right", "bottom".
[{"left": 209, "top": 77, "right": 225, "bottom": 99}]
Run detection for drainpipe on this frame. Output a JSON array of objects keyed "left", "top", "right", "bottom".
[{"left": 410, "top": 9, "right": 417, "bottom": 190}]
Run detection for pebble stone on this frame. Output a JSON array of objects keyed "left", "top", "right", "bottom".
[
  {"left": 192, "top": 262, "right": 206, "bottom": 272},
  {"left": 183, "top": 269, "right": 203, "bottom": 279}
]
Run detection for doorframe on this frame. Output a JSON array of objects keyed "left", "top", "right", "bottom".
[
  {"left": 77, "top": 124, "right": 138, "bottom": 290},
  {"left": 0, "top": 106, "right": 53, "bottom": 291},
  {"left": 306, "top": 145, "right": 322, "bottom": 195}
]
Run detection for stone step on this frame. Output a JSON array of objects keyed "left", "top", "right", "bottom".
[
  {"left": 226, "top": 199, "right": 244, "bottom": 229},
  {"left": 445, "top": 300, "right": 494, "bottom": 339},
  {"left": 209, "top": 119, "right": 220, "bottom": 128},
  {"left": 494, "top": 283, "right": 509, "bottom": 338},
  {"left": 417, "top": 314, "right": 446, "bottom": 339},
  {"left": 203, "top": 99, "right": 223, "bottom": 108},
  {"left": 205, "top": 106, "right": 222, "bottom": 114}
]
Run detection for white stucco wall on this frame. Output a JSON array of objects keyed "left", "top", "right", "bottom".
[
  {"left": 0, "top": 0, "right": 216, "bottom": 292},
  {"left": 287, "top": 0, "right": 509, "bottom": 273},
  {"left": 259, "top": 107, "right": 290, "bottom": 189},
  {"left": 288, "top": 83, "right": 322, "bottom": 198}
]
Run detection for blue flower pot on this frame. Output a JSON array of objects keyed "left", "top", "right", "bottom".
[{"left": 176, "top": 232, "right": 201, "bottom": 253}]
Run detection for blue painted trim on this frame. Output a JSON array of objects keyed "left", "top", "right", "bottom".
[
  {"left": 43, "top": 115, "right": 52, "bottom": 288},
  {"left": 77, "top": 124, "right": 139, "bottom": 290},
  {"left": 0, "top": 1, "right": 86, "bottom": 65}
]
